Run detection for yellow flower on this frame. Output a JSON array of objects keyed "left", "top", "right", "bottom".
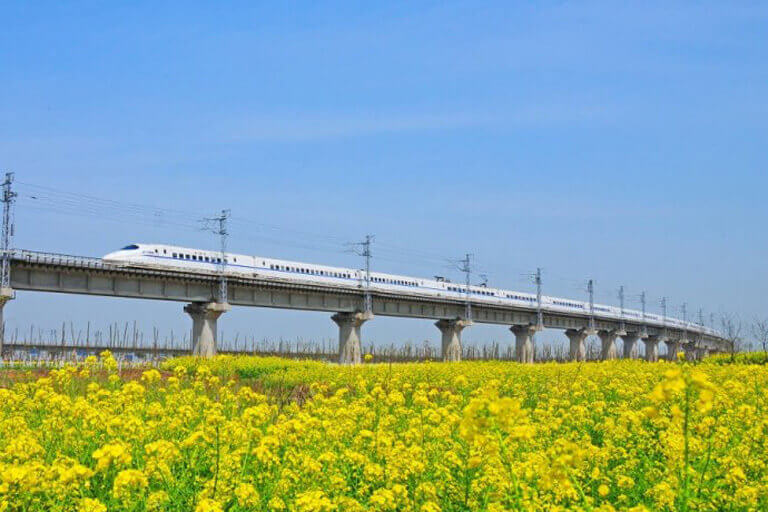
[
  {"left": 77, "top": 498, "right": 107, "bottom": 512},
  {"left": 294, "top": 490, "right": 336, "bottom": 512},
  {"left": 112, "top": 469, "right": 148, "bottom": 499},
  {"left": 235, "top": 483, "right": 260, "bottom": 508},
  {"left": 195, "top": 498, "right": 224, "bottom": 512},
  {"left": 92, "top": 442, "right": 132, "bottom": 472},
  {"left": 147, "top": 491, "right": 170, "bottom": 511},
  {"left": 141, "top": 369, "right": 162, "bottom": 384}
]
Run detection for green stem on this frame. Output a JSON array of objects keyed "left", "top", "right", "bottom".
[
  {"left": 681, "top": 383, "right": 691, "bottom": 512},
  {"left": 213, "top": 424, "right": 220, "bottom": 499}
]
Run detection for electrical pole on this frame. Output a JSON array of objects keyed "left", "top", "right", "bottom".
[
  {"left": 535, "top": 267, "right": 543, "bottom": 330},
  {"left": 460, "top": 253, "right": 473, "bottom": 322},
  {"left": 1, "top": 172, "right": 16, "bottom": 291},
  {"left": 681, "top": 302, "right": 688, "bottom": 340},
  {"left": 661, "top": 297, "right": 667, "bottom": 330},
  {"left": 202, "top": 209, "right": 230, "bottom": 304},
  {"left": 350, "top": 235, "right": 374, "bottom": 315},
  {"left": 362, "top": 235, "right": 373, "bottom": 315},
  {"left": 618, "top": 285, "right": 625, "bottom": 331},
  {"left": 640, "top": 291, "right": 647, "bottom": 327},
  {"left": 587, "top": 279, "right": 595, "bottom": 332}
]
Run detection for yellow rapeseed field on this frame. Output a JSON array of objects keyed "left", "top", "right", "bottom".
[{"left": 1, "top": 352, "right": 766, "bottom": 511}]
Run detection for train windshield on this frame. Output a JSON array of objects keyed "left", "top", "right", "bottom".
[{"left": 121, "top": 244, "right": 140, "bottom": 250}]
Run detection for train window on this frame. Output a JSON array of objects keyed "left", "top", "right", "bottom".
[{"left": 121, "top": 244, "right": 140, "bottom": 250}]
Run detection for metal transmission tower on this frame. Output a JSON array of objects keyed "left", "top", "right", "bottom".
[
  {"left": 618, "top": 285, "right": 626, "bottom": 331},
  {"left": 350, "top": 235, "right": 374, "bottom": 315},
  {"left": 1, "top": 173, "right": 17, "bottom": 291},
  {"left": 535, "top": 268, "right": 543, "bottom": 330},
  {"left": 639, "top": 291, "right": 648, "bottom": 335},
  {"left": 522, "top": 267, "right": 544, "bottom": 329},
  {"left": 457, "top": 253, "right": 473, "bottom": 322},
  {"left": 587, "top": 279, "right": 595, "bottom": 332},
  {"left": 201, "top": 209, "right": 230, "bottom": 304}
]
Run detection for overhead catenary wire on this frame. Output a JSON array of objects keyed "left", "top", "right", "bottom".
[{"left": 10, "top": 178, "right": 706, "bottom": 323}]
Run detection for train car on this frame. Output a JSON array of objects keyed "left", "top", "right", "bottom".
[{"left": 103, "top": 243, "right": 709, "bottom": 335}]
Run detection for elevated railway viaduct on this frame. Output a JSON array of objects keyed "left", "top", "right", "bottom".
[{"left": 0, "top": 250, "right": 728, "bottom": 364}]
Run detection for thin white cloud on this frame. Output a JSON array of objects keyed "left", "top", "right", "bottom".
[{"left": 224, "top": 104, "right": 611, "bottom": 142}]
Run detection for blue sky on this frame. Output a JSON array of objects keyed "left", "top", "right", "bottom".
[{"left": 2, "top": 1, "right": 766, "bottom": 349}]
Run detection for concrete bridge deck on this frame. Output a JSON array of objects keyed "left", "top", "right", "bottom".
[{"left": 1, "top": 249, "right": 728, "bottom": 363}]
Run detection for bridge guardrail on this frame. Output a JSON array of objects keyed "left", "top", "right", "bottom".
[
  {"left": 5, "top": 249, "right": 726, "bottom": 343},
  {"left": 8, "top": 249, "right": 109, "bottom": 269}
]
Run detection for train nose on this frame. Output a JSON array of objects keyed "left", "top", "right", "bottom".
[{"left": 103, "top": 250, "right": 128, "bottom": 261}]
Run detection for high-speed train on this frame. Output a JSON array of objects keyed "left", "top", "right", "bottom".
[{"left": 103, "top": 243, "right": 716, "bottom": 336}]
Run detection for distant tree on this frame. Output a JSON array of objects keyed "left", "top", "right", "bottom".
[
  {"left": 721, "top": 313, "right": 743, "bottom": 360},
  {"left": 752, "top": 318, "right": 768, "bottom": 355}
]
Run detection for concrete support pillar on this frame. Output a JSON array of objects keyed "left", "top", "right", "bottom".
[
  {"left": 665, "top": 339, "right": 682, "bottom": 361},
  {"left": 621, "top": 334, "right": 641, "bottom": 359},
  {"left": 565, "top": 329, "right": 590, "bottom": 362},
  {"left": 644, "top": 335, "right": 663, "bottom": 362},
  {"left": 510, "top": 324, "right": 536, "bottom": 363},
  {"left": 435, "top": 319, "right": 471, "bottom": 362},
  {"left": 597, "top": 330, "right": 620, "bottom": 360},
  {"left": 0, "top": 287, "right": 12, "bottom": 359},
  {"left": 184, "top": 302, "right": 230, "bottom": 357},
  {"left": 332, "top": 312, "right": 371, "bottom": 365}
]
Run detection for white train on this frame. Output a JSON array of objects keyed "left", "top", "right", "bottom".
[{"left": 103, "top": 243, "right": 716, "bottom": 336}]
